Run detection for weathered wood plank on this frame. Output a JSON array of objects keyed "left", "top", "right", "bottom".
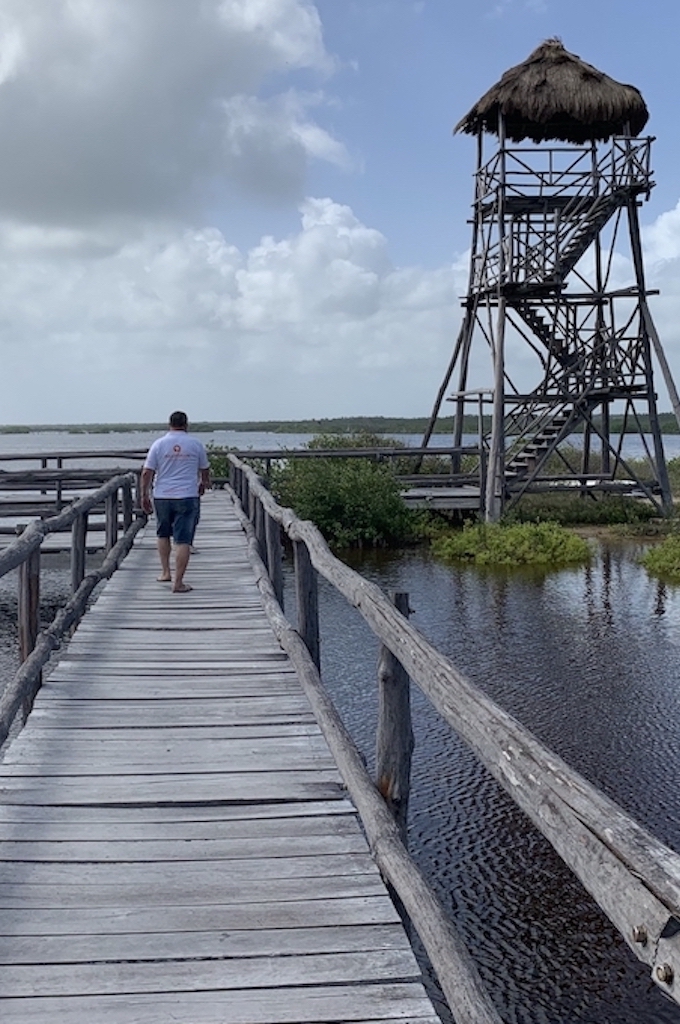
[
  {"left": 0, "top": 894, "right": 400, "bottom": 936},
  {"left": 0, "top": 798, "right": 355, "bottom": 825},
  {"left": 0, "top": 983, "right": 439, "bottom": 1024},
  {"left": 0, "top": 770, "right": 344, "bottom": 803},
  {"left": 0, "top": 833, "right": 368, "bottom": 862},
  {"left": 0, "top": 948, "right": 420, "bottom": 998},
  {"left": 0, "top": 922, "right": 409, "bottom": 965},
  {"left": 0, "top": 811, "right": 359, "bottom": 844},
  {"left": 0, "top": 849, "right": 376, "bottom": 882},
  {"left": 5, "top": 723, "right": 323, "bottom": 743},
  {"left": 2, "top": 734, "right": 333, "bottom": 764},
  {"left": 0, "top": 871, "right": 386, "bottom": 909}
]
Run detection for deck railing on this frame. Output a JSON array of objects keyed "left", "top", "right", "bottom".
[
  {"left": 229, "top": 451, "right": 680, "bottom": 1020},
  {"left": 0, "top": 472, "right": 145, "bottom": 745}
]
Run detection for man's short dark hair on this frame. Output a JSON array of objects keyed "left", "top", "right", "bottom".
[{"left": 169, "top": 411, "right": 188, "bottom": 429}]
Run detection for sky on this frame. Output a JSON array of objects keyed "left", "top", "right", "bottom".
[{"left": 2, "top": 0, "right": 680, "bottom": 424}]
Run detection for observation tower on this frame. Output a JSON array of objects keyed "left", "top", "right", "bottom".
[{"left": 424, "top": 39, "right": 678, "bottom": 520}]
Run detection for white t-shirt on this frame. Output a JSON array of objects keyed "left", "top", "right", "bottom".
[{"left": 144, "top": 431, "right": 209, "bottom": 498}]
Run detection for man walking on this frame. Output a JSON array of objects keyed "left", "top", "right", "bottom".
[{"left": 141, "top": 411, "right": 211, "bottom": 593}]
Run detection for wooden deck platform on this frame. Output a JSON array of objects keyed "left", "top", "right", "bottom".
[
  {"left": 0, "top": 491, "right": 438, "bottom": 1023},
  {"left": 401, "top": 485, "right": 481, "bottom": 511}
]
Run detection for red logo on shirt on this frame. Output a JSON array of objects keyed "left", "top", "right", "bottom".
[{"left": 173, "top": 445, "right": 181, "bottom": 453}]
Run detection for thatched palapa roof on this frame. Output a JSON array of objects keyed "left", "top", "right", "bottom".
[{"left": 455, "top": 39, "right": 648, "bottom": 144}]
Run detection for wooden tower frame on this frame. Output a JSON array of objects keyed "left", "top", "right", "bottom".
[{"left": 423, "top": 43, "right": 679, "bottom": 521}]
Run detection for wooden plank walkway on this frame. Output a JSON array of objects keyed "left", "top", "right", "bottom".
[{"left": 0, "top": 491, "right": 439, "bottom": 1023}]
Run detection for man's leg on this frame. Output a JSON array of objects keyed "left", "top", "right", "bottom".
[
  {"left": 153, "top": 499, "right": 173, "bottom": 582},
  {"left": 157, "top": 537, "right": 172, "bottom": 582},
  {"left": 170, "top": 498, "right": 198, "bottom": 592},
  {"left": 173, "top": 543, "right": 191, "bottom": 592}
]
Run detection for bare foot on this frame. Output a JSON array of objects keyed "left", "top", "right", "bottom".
[
  {"left": 172, "top": 583, "right": 193, "bottom": 593},
  {"left": 157, "top": 575, "right": 172, "bottom": 583}
]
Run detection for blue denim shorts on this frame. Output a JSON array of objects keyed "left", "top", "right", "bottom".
[{"left": 153, "top": 497, "right": 200, "bottom": 546}]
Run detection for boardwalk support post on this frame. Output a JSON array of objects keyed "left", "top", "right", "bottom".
[
  {"left": 105, "top": 489, "right": 118, "bottom": 552},
  {"left": 17, "top": 527, "right": 41, "bottom": 717},
  {"left": 254, "top": 497, "right": 268, "bottom": 570},
  {"left": 266, "top": 512, "right": 284, "bottom": 609},
  {"left": 293, "top": 539, "right": 320, "bottom": 669},
  {"left": 71, "top": 512, "right": 88, "bottom": 594},
  {"left": 229, "top": 462, "right": 239, "bottom": 496},
  {"left": 242, "top": 475, "right": 250, "bottom": 520},
  {"left": 56, "top": 457, "right": 63, "bottom": 508},
  {"left": 17, "top": 529, "right": 40, "bottom": 665},
  {"left": 376, "top": 591, "right": 414, "bottom": 843},
  {"left": 122, "top": 481, "right": 134, "bottom": 531}
]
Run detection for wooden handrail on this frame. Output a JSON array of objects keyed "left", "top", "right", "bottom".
[
  {"left": 0, "top": 472, "right": 136, "bottom": 577},
  {"left": 228, "top": 452, "right": 680, "bottom": 1010},
  {"left": 229, "top": 474, "right": 504, "bottom": 1024}
]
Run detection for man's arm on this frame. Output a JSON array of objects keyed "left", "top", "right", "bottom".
[
  {"left": 198, "top": 466, "right": 211, "bottom": 496},
  {"left": 140, "top": 467, "right": 154, "bottom": 514}
]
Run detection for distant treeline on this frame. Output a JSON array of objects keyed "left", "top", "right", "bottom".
[{"left": 1, "top": 413, "right": 679, "bottom": 435}]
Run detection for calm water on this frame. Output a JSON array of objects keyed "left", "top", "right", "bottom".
[
  {"left": 302, "top": 543, "right": 680, "bottom": 1024},
  {"left": 1, "top": 428, "right": 679, "bottom": 465},
  {"left": 2, "top": 432, "right": 680, "bottom": 1022}
]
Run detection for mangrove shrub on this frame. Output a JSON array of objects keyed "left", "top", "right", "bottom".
[
  {"left": 271, "top": 433, "right": 417, "bottom": 548},
  {"left": 640, "top": 535, "right": 680, "bottom": 582},
  {"left": 432, "top": 520, "right": 591, "bottom": 568}
]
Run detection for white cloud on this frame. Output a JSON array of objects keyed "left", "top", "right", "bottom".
[
  {"left": 221, "top": 91, "right": 352, "bottom": 201},
  {"left": 6, "top": 0, "right": 679, "bottom": 429},
  {"left": 488, "top": 0, "right": 547, "bottom": 16},
  {"left": 0, "top": 0, "right": 346, "bottom": 226},
  {"left": 642, "top": 200, "right": 680, "bottom": 266},
  {"left": 0, "top": 198, "right": 459, "bottom": 422}
]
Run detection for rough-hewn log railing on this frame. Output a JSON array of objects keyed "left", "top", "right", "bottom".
[
  {"left": 228, "top": 452, "right": 680, "bottom": 1021},
  {"left": 0, "top": 472, "right": 144, "bottom": 746},
  {"left": 0, "top": 451, "right": 146, "bottom": 519}
]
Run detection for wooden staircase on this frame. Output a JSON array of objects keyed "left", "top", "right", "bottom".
[{"left": 504, "top": 409, "right": 572, "bottom": 484}]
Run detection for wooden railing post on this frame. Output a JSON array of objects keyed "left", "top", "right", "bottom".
[
  {"left": 17, "top": 524, "right": 42, "bottom": 717},
  {"left": 266, "top": 512, "right": 284, "bottom": 608},
  {"left": 242, "top": 475, "right": 250, "bottom": 518},
  {"left": 254, "top": 497, "right": 268, "bottom": 570},
  {"left": 376, "top": 591, "right": 414, "bottom": 844},
  {"left": 17, "top": 528, "right": 40, "bottom": 666},
  {"left": 105, "top": 489, "right": 118, "bottom": 552},
  {"left": 71, "top": 512, "right": 88, "bottom": 594},
  {"left": 293, "top": 539, "right": 319, "bottom": 669},
  {"left": 56, "top": 456, "right": 63, "bottom": 508},
  {"left": 134, "top": 469, "right": 143, "bottom": 513},
  {"left": 121, "top": 481, "right": 133, "bottom": 531}
]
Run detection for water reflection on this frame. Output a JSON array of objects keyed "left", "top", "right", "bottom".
[{"left": 291, "top": 539, "right": 680, "bottom": 1024}]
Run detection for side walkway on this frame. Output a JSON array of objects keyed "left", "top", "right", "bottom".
[{"left": 0, "top": 491, "right": 438, "bottom": 1023}]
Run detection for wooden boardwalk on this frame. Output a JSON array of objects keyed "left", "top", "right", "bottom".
[{"left": 0, "top": 491, "right": 438, "bottom": 1023}]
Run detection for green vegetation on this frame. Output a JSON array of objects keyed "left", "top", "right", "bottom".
[
  {"left": 432, "top": 520, "right": 591, "bottom": 568},
  {"left": 2, "top": 412, "right": 679, "bottom": 435},
  {"left": 205, "top": 444, "right": 232, "bottom": 479},
  {"left": 639, "top": 535, "right": 680, "bottom": 582},
  {"left": 270, "top": 433, "right": 420, "bottom": 548},
  {"left": 506, "top": 494, "right": 658, "bottom": 527},
  {"left": 667, "top": 457, "right": 680, "bottom": 497},
  {"left": 0, "top": 416, "right": 453, "bottom": 435}
]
